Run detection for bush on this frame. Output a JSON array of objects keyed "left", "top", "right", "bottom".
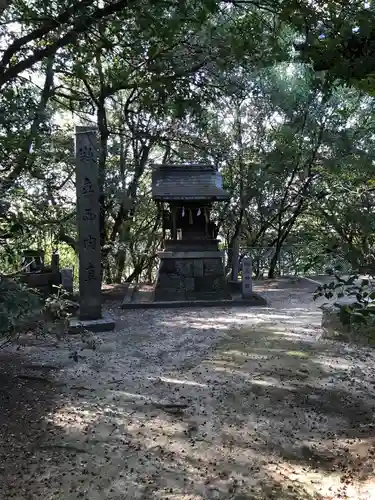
[
  {"left": 0, "top": 276, "right": 42, "bottom": 340},
  {"left": 313, "top": 272, "right": 375, "bottom": 327},
  {"left": 44, "top": 285, "right": 79, "bottom": 320}
]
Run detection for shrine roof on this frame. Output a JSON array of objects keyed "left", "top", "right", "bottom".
[{"left": 151, "top": 163, "right": 230, "bottom": 201}]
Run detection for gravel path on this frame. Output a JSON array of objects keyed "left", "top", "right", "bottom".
[{"left": 1, "top": 278, "right": 375, "bottom": 499}]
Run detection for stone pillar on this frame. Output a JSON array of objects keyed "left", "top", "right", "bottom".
[
  {"left": 51, "top": 249, "right": 59, "bottom": 274},
  {"left": 75, "top": 126, "right": 102, "bottom": 320},
  {"left": 242, "top": 257, "right": 253, "bottom": 297},
  {"left": 61, "top": 268, "right": 74, "bottom": 294},
  {"left": 51, "top": 249, "right": 60, "bottom": 288},
  {"left": 69, "top": 126, "right": 114, "bottom": 332}
]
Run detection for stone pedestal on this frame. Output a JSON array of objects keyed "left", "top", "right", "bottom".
[
  {"left": 154, "top": 241, "right": 230, "bottom": 301},
  {"left": 68, "top": 313, "right": 116, "bottom": 334}
]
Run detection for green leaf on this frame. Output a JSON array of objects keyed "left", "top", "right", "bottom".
[
  {"left": 339, "top": 308, "right": 351, "bottom": 326},
  {"left": 350, "top": 302, "right": 364, "bottom": 309},
  {"left": 335, "top": 275, "right": 346, "bottom": 283},
  {"left": 345, "top": 275, "right": 359, "bottom": 285},
  {"left": 351, "top": 312, "right": 367, "bottom": 324}
]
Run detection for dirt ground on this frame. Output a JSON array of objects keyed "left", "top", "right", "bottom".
[{"left": 1, "top": 278, "right": 375, "bottom": 499}]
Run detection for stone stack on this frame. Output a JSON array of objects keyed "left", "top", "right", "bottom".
[{"left": 154, "top": 241, "right": 229, "bottom": 301}]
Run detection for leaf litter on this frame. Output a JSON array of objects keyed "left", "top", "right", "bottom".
[{"left": 1, "top": 278, "right": 375, "bottom": 499}]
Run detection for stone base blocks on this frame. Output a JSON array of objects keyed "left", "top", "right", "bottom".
[{"left": 154, "top": 250, "right": 231, "bottom": 302}]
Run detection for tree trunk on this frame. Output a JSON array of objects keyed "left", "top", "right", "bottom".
[
  {"left": 125, "top": 259, "right": 146, "bottom": 283},
  {"left": 253, "top": 257, "right": 261, "bottom": 279},
  {"left": 104, "top": 260, "right": 112, "bottom": 284},
  {"left": 97, "top": 93, "right": 109, "bottom": 251},
  {"left": 145, "top": 260, "right": 154, "bottom": 283},
  {"left": 58, "top": 230, "right": 77, "bottom": 253},
  {"left": 1, "top": 55, "right": 54, "bottom": 191},
  {"left": 114, "top": 249, "right": 126, "bottom": 284},
  {"left": 268, "top": 245, "right": 282, "bottom": 278},
  {"left": 230, "top": 238, "right": 240, "bottom": 281},
  {"left": 225, "top": 210, "right": 243, "bottom": 274}
]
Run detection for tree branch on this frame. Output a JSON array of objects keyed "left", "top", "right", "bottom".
[
  {"left": 0, "top": 0, "right": 135, "bottom": 87},
  {"left": 0, "top": 0, "right": 11, "bottom": 16},
  {"left": 1, "top": 55, "right": 55, "bottom": 193},
  {"left": 58, "top": 230, "right": 77, "bottom": 253}
]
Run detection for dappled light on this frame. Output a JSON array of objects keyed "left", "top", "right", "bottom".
[
  {"left": 1, "top": 0, "right": 375, "bottom": 496},
  {"left": 2, "top": 280, "right": 375, "bottom": 498},
  {"left": 146, "top": 376, "right": 208, "bottom": 388}
]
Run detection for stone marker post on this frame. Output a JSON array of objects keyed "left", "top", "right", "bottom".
[
  {"left": 60, "top": 268, "right": 74, "bottom": 294},
  {"left": 51, "top": 249, "right": 59, "bottom": 274},
  {"left": 75, "top": 126, "right": 102, "bottom": 320},
  {"left": 242, "top": 257, "right": 253, "bottom": 298},
  {"left": 69, "top": 126, "right": 114, "bottom": 332}
]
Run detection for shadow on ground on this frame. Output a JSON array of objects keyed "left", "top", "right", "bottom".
[
  {"left": 0, "top": 351, "right": 67, "bottom": 498},
  {"left": 1, "top": 279, "right": 375, "bottom": 499}
]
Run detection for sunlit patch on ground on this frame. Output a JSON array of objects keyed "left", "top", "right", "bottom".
[{"left": 2, "top": 279, "right": 375, "bottom": 499}]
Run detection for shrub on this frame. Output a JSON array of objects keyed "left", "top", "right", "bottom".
[
  {"left": 43, "top": 285, "right": 79, "bottom": 320},
  {"left": 313, "top": 270, "right": 375, "bottom": 328},
  {"left": 0, "top": 276, "right": 42, "bottom": 340}
]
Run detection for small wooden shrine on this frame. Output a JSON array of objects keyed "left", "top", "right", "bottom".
[{"left": 152, "top": 163, "right": 231, "bottom": 301}]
